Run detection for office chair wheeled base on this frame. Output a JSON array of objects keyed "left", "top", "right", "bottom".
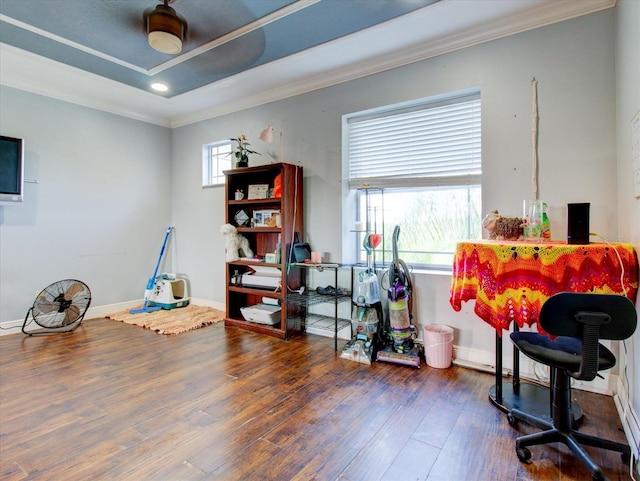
[
  {"left": 511, "top": 412, "right": 630, "bottom": 481},
  {"left": 508, "top": 371, "right": 631, "bottom": 481}
]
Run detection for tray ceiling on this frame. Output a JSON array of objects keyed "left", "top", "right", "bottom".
[{"left": 0, "top": 0, "right": 615, "bottom": 127}]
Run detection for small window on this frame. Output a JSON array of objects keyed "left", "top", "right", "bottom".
[
  {"left": 202, "top": 140, "right": 232, "bottom": 187},
  {"left": 344, "top": 89, "right": 482, "bottom": 269}
]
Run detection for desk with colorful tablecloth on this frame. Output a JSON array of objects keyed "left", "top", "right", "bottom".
[{"left": 449, "top": 240, "right": 638, "bottom": 415}]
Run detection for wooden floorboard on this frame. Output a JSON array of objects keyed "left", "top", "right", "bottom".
[{"left": 0, "top": 318, "right": 635, "bottom": 481}]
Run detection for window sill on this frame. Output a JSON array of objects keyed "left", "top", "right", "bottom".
[{"left": 411, "top": 267, "right": 452, "bottom": 277}]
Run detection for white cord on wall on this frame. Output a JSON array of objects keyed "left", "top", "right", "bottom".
[
  {"left": 589, "top": 232, "right": 628, "bottom": 296},
  {"left": 286, "top": 164, "right": 299, "bottom": 279}
]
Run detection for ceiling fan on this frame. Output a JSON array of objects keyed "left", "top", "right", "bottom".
[{"left": 143, "top": 0, "right": 188, "bottom": 55}]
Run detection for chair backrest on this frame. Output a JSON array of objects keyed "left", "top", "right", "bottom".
[
  {"left": 540, "top": 292, "right": 637, "bottom": 340},
  {"left": 539, "top": 292, "right": 637, "bottom": 381}
]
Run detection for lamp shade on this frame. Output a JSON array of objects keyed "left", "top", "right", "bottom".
[
  {"left": 259, "top": 125, "right": 274, "bottom": 143},
  {"left": 259, "top": 124, "right": 284, "bottom": 162},
  {"left": 145, "top": 2, "right": 187, "bottom": 54}
]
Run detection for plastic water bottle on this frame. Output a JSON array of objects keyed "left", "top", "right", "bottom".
[{"left": 542, "top": 203, "right": 551, "bottom": 239}]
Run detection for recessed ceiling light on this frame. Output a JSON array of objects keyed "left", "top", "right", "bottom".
[{"left": 151, "top": 82, "right": 169, "bottom": 92}]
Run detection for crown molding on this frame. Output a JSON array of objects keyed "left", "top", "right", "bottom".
[
  {"left": 1, "top": 0, "right": 616, "bottom": 129},
  {"left": 169, "top": 0, "right": 616, "bottom": 127},
  {"left": 0, "top": 43, "right": 174, "bottom": 127}
]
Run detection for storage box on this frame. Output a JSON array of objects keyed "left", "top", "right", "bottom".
[
  {"left": 241, "top": 266, "right": 281, "bottom": 289},
  {"left": 240, "top": 303, "right": 281, "bottom": 325}
]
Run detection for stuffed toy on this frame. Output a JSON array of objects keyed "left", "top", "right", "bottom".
[
  {"left": 482, "top": 210, "right": 523, "bottom": 240},
  {"left": 220, "top": 223, "right": 254, "bottom": 261}
]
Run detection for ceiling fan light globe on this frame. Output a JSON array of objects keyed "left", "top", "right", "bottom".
[
  {"left": 148, "top": 31, "right": 182, "bottom": 54},
  {"left": 145, "top": 3, "right": 187, "bottom": 55}
]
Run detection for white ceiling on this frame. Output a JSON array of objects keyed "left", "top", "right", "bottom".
[{"left": 0, "top": 0, "right": 615, "bottom": 128}]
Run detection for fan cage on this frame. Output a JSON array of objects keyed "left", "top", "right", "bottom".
[{"left": 23, "top": 279, "right": 92, "bottom": 335}]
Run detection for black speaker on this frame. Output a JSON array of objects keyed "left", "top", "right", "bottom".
[{"left": 567, "top": 203, "right": 590, "bottom": 244}]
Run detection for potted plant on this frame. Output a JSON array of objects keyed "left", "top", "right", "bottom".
[{"left": 231, "top": 134, "right": 260, "bottom": 168}]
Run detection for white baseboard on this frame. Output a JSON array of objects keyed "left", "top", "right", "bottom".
[
  {"left": 0, "top": 297, "right": 225, "bottom": 336},
  {"left": 614, "top": 377, "right": 640, "bottom": 464},
  {"left": 0, "top": 318, "right": 24, "bottom": 336},
  {"left": 452, "top": 345, "right": 499, "bottom": 373},
  {"left": 452, "top": 344, "right": 615, "bottom": 396},
  {"left": 187, "top": 297, "right": 226, "bottom": 311}
]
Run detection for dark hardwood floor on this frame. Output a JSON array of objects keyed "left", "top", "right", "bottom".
[{"left": 0, "top": 318, "right": 634, "bottom": 481}]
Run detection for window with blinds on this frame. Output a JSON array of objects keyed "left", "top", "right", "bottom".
[
  {"left": 346, "top": 91, "right": 481, "bottom": 189},
  {"left": 343, "top": 89, "right": 482, "bottom": 269}
]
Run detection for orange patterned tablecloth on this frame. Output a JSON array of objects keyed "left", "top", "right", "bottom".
[{"left": 450, "top": 241, "right": 639, "bottom": 334}]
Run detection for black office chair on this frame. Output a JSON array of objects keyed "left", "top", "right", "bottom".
[{"left": 507, "top": 292, "right": 637, "bottom": 481}]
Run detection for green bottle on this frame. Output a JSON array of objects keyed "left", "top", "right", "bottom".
[{"left": 542, "top": 203, "right": 551, "bottom": 239}]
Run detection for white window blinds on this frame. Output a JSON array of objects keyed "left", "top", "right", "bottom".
[{"left": 347, "top": 91, "right": 481, "bottom": 189}]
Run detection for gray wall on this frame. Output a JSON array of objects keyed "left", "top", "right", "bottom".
[
  {"left": 0, "top": 88, "right": 172, "bottom": 322},
  {"left": 615, "top": 0, "right": 640, "bottom": 450}
]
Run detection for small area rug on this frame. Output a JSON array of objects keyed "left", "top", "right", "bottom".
[{"left": 106, "top": 304, "right": 225, "bottom": 335}]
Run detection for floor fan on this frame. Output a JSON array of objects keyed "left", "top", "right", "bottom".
[{"left": 22, "top": 279, "right": 92, "bottom": 335}]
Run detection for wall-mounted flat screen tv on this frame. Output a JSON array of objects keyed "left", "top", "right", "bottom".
[{"left": 0, "top": 135, "right": 24, "bottom": 204}]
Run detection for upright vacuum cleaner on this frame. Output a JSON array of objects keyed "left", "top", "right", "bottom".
[
  {"left": 376, "top": 226, "right": 422, "bottom": 367},
  {"left": 340, "top": 233, "right": 384, "bottom": 365}
]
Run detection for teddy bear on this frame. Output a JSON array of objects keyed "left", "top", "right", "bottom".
[
  {"left": 482, "top": 210, "right": 523, "bottom": 240},
  {"left": 220, "top": 223, "right": 254, "bottom": 261}
]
